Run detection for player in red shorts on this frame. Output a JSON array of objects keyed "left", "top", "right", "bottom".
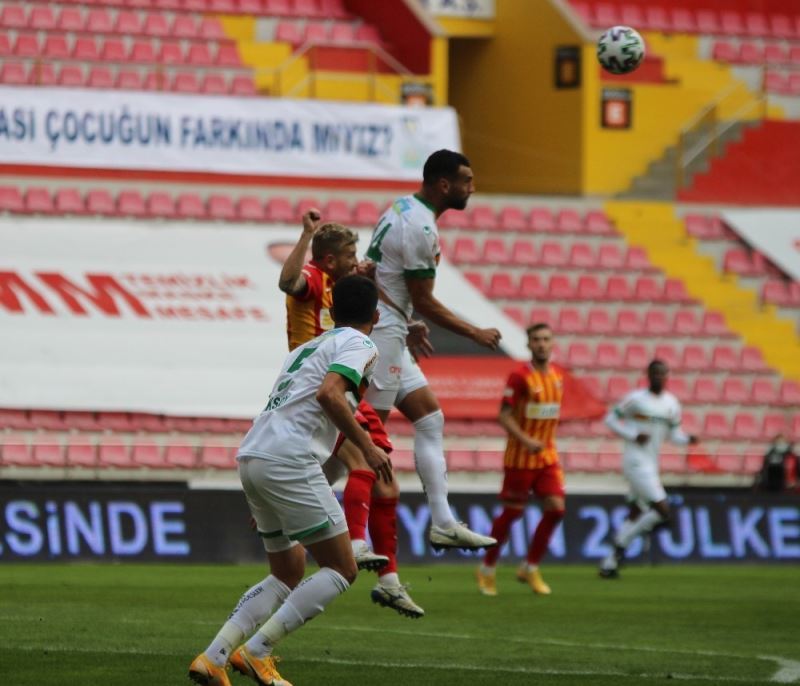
[
  {"left": 279, "top": 208, "right": 424, "bottom": 618},
  {"left": 477, "top": 322, "right": 566, "bottom": 596}
]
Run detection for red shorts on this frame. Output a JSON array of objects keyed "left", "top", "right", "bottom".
[
  {"left": 333, "top": 400, "right": 393, "bottom": 456},
  {"left": 500, "top": 464, "right": 565, "bottom": 504}
]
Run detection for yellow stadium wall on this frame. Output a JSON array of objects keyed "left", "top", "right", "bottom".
[{"left": 447, "top": 0, "right": 584, "bottom": 195}]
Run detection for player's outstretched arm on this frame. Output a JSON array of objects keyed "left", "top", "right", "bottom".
[
  {"left": 604, "top": 406, "right": 640, "bottom": 442},
  {"left": 278, "top": 208, "right": 322, "bottom": 295},
  {"left": 316, "top": 372, "right": 393, "bottom": 483},
  {"left": 406, "top": 276, "right": 501, "bottom": 349},
  {"left": 499, "top": 406, "right": 543, "bottom": 453}
]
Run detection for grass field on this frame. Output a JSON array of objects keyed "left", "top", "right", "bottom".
[{"left": 1, "top": 562, "right": 797, "bottom": 685}]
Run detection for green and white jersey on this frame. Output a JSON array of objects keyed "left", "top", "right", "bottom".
[
  {"left": 238, "top": 327, "right": 378, "bottom": 465},
  {"left": 605, "top": 388, "right": 690, "bottom": 463},
  {"left": 366, "top": 194, "right": 441, "bottom": 320}
]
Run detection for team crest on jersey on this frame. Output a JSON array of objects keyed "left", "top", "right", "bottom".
[{"left": 363, "top": 339, "right": 375, "bottom": 348}]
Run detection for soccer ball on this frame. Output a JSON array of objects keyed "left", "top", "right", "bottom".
[{"left": 597, "top": 26, "right": 646, "bottom": 75}]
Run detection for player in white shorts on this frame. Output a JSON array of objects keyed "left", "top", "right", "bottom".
[
  {"left": 364, "top": 149, "right": 501, "bottom": 551},
  {"left": 599, "top": 359, "right": 698, "bottom": 578},
  {"left": 189, "top": 275, "right": 392, "bottom": 686}
]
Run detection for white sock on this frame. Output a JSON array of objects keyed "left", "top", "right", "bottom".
[
  {"left": 615, "top": 509, "right": 664, "bottom": 548},
  {"left": 522, "top": 563, "right": 539, "bottom": 573},
  {"left": 378, "top": 572, "right": 400, "bottom": 587},
  {"left": 351, "top": 539, "right": 367, "bottom": 552},
  {"left": 479, "top": 564, "right": 495, "bottom": 576},
  {"left": 412, "top": 410, "right": 455, "bottom": 529},
  {"left": 245, "top": 568, "right": 350, "bottom": 658},
  {"left": 205, "top": 575, "right": 290, "bottom": 667}
]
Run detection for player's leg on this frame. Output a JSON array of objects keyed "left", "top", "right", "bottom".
[
  {"left": 519, "top": 465, "right": 566, "bottom": 595},
  {"left": 477, "top": 467, "right": 533, "bottom": 596},
  {"left": 232, "top": 462, "right": 353, "bottom": 685},
  {"left": 190, "top": 457, "right": 306, "bottom": 685},
  {"left": 330, "top": 438, "right": 389, "bottom": 571}
]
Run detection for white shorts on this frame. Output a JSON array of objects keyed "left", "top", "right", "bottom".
[
  {"left": 365, "top": 304, "right": 428, "bottom": 411},
  {"left": 622, "top": 453, "right": 667, "bottom": 506},
  {"left": 238, "top": 454, "right": 348, "bottom": 553}
]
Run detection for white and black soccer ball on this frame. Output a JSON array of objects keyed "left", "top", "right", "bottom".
[{"left": 597, "top": 26, "right": 646, "bottom": 75}]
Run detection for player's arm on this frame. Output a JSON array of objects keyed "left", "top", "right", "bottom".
[
  {"left": 406, "top": 276, "right": 501, "bottom": 349},
  {"left": 316, "top": 372, "right": 393, "bottom": 483},
  {"left": 499, "top": 406, "right": 543, "bottom": 453},
  {"left": 668, "top": 404, "right": 698, "bottom": 445},
  {"left": 278, "top": 209, "right": 322, "bottom": 295},
  {"left": 604, "top": 399, "right": 644, "bottom": 443}
]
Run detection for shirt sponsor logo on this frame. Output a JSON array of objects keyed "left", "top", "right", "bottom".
[{"left": 525, "top": 402, "right": 560, "bottom": 420}]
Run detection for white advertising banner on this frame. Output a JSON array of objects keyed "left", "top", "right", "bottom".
[
  {"left": 0, "top": 218, "right": 524, "bottom": 417},
  {"left": 722, "top": 209, "right": 800, "bottom": 281},
  {"left": 421, "top": 0, "right": 495, "bottom": 19},
  {"left": 0, "top": 87, "right": 460, "bottom": 181}
]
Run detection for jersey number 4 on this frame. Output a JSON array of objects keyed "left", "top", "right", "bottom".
[{"left": 366, "top": 221, "right": 390, "bottom": 263}]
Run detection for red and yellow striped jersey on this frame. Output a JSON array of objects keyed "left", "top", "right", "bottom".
[
  {"left": 501, "top": 363, "right": 563, "bottom": 470},
  {"left": 286, "top": 262, "right": 334, "bottom": 352}
]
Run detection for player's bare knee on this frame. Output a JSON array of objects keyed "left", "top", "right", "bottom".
[{"left": 373, "top": 477, "right": 399, "bottom": 498}]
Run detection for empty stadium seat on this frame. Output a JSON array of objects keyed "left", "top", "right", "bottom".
[
  {"left": 528, "top": 306, "right": 555, "bottom": 328},
  {"left": 487, "top": 273, "right": 518, "bottom": 299},
  {"left": 88, "top": 67, "right": 114, "bottom": 89},
  {"left": 567, "top": 342, "right": 593, "bottom": 368},
  {"left": 510, "top": 240, "right": 538, "bottom": 266},
  {"left": 54, "top": 188, "right": 86, "bottom": 215},
  {"left": 779, "top": 380, "right": 800, "bottom": 406},
  {"left": 556, "top": 209, "right": 583, "bottom": 233},
  {"left": 0, "top": 186, "right": 24, "bottom": 213},
  {"left": 547, "top": 274, "right": 576, "bottom": 300},
  {"left": 605, "top": 275, "right": 633, "bottom": 301},
  {"left": 529, "top": 208, "right": 555, "bottom": 232},
  {"left": 692, "top": 377, "right": 721, "bottom": 403},
  {"left": 165, "top": 443, "right": 197, "bottom": 469},
  {"left": 208, "top": 195, "right": 236, "bottom": 221},
  {"left": 118, "top": 190, "right": 147, "bottom": 217},
  {"left": 643, "top": 310, "right": 670, "bottom": 336},
  {"left": 146, "top": 192, "right": 177, "bottom": 219},
  {"left": 721, "top": 378, "right": 749, "bottom": 404},
  {"left": 740, "top": 346, "right": 770, "bottom": 373},
  {"left": 86, "top": 189, "right": 117, "bottom": 216},
  {"left": 1, "top": 438, "right": 34, "bottom": 467},
  {"left": 653, "top": 343, "right": 680, "bottom": 370},
  {"left": 540, "top": 242, "right": 568, "bottom": 267},
  {"left": 451, "top": 237, "right": 480, "bottom": 264},
  {"left": 584, "top": 210, "right": 614, "bottom": 235},
  {"left": 568, "top": 243, "right": 596, "bottom": 268},
  {"left": 557, "top": 308, "right": 583, "bottom": 334},
  {"left": 352, "top": 200, "right": 380, "bottom": 227},
  {"left": 703, "top": 413, "right": 731, "bottom": 440},
  {"left": 623, "top": 343, "right": 649, "bottom": 370},
  {"left": 751, "top": 379, "right": 778, "bottom": 405},
  {"left": 462, "top": 271, "right": 485, "bottom": 293},
  {"left": 24, "top": 188, "right": 55, "bottom": 215},
  {"left": 66, "top": 439, "right": 96, "bottom": 469},
  {"left": 482, "top": 239, "right": 512, "bottom": 265},
  {"left": 605, "top": 375, "right": 631, "bottom": 402},
  {"left": 498, "top": 206, "right": 527, "bottom": 231},
  {"left": 98, "top": 439, "right": 136, "bottom": 469},
  {"left": 470, "top": 205, "right": 498, "bottom": 231},
  {"left": 176, "top": 193, "right": 206, "bottom": 219},
  {"left": 597, "top": 342, "right": 624, "bottom": 368},
  {"left": 132, "top": 442, "right": 166, "bottom": 469},
  {"left": 633, "top": 276, "right": 663, "bottom": 302},
  {"left": 502, "top": 306, "right": 526, "bottom": 327},
  {"left": 616, "top": 309, "right": 644, "bottom": 336},
  {"left": 701, "top": 311, "right": 734, "bottom": 338},
  {"left": 732, "top": 413, "right": 761, "bottom": 441},
  {"left": 200, "top": 443, "right": 235, "bottom": 469},
  {"left": 322, "top": 199, "right": 353, "bottom": 223},
  {"left": 586, "top": 308, "right": 614, "bottom": 335},
  {"left": 711, "top": 345, "right": 739, "bottom": 372},
  {"left": 576, "top": 275, "right": 604, "bottom": 301}
]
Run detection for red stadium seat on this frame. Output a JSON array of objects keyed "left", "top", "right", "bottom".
[
  {"left": 555, "top": 209, "right": 582, "bottom": 233},
  {"left": 711, "top": 344, "right": 739, "bottom": 372},
  {"left": 487, "top": 273, "right": 518, "bottom": 299},
  {"left": 712, "top": 41, "right": 737, "bottom": 62},
  {"left": 653, "top": 343, "right": 680, "bottom": 370},
  {"left": 667, "top": 377, "right": 690, "bottom": 404},
  {"left": 447, "top": 450, "right": 476, "bottom": 471},
  {"left": 0, "top": 409, "right": 32, "bottom": 430},
  {"left": 720, "top": 11, "right": 746, "bottom": 35},
  {"left": 88, "top": 66, "right": 115, "bottom": 89},
  {"left": 696, "top": 10, "right": 720, "bottom": 34},
  {"left": 528, "top": 207, "right": 555, "bottom": 232},
  {"left": 482, "top": 239, "right": 512, "bottom": 265},
  {"left": 568, "top": 243, "right": 596, "bottom": 268},
  {"left": 779, "top": 380, "right": 800, "bottom": 406},
  {"left": 200, "top": 443, "right": 236, "bottom": 469},
  {"left": 58, "top": 66, "right": 85, "bottom": 87},
  {"left": 28, "top": 410, "right": 66, "bottom": 431},
  {"left": 14, "top": 33, "right": 40, "bottom": 59},
  {"left": 692, "top": 377, "right": 720, "bottom": 403},
  {"left": 187, "top": 43, "right": 214, "bottom": 67},
  {"left": 130, "top": 40, "right": 156, "bottom": 63},
  {"left": 567, "top": 343, "right": 593, "bottom": 368},
  {"left": 86, "top": 189, "right": 117, "bottom": 216},
  {"left": 671, "top": 8, "right": 696, "bottom": 33},
  {"left": 98, "top": 439, "right": 136, "bottom": 469},
  {"left": 132, "top": 442, "right": 166, "bottom": 469},
  {"left": 556, "top": 308, "right": 583, "bottom": 335},
  {"left": 586, "top": 308, "right": 614, "bottom": 335},
  {"left": 672, "top": 310, "right": 702, "bottom": 337},
  {"left": 118, "top": 190, "right": 147, "bottom": 217},
  {"left": 276, "top": 21, "right": 303, "bottom": 47},
  {"left": 764, "top": 44, "right": 788, "bottom": 64},
  {"left": 208, "top": 195, "right": 236, "bottom": 221},
  {"left": 546, "top": 274, "right": 576, "bottom": 300},
  {"left": 0, "top": 62, "right": 28, "bottom": 85},
  {"left": 352, "top": 200, "right": 380, "bottom": 227},
  {"left": 510, "top": 240, "right": 538, "bottom": 266},
  {"left": 643, "top": 310, "right": 670, "bottom": 336},
  {"left": 594, "top": 3, "right": 620, "bottom": 27},
  {"left": 681, "top": 345, "right": 709, "bottom": 372},
  {"left": 200, "top": 17, "right": 225, "bottom": 40},
  {"left": 761, "top": 413, "right": 788, "bottom": 440},
  {"left": 663, "top": 279, "right": 694, "bottom": 304},
  {"left": 721, "top": 378, "right": 749, "bottom": 404},
  {"left": 470, "top": 205, "right": 498, "bottom": 231},
  {"left": 733, "top": 413, "right": 761, "bottom": 440},
  {"left": 438, "top": 210, "right": 470, "bottom": 230},
  {"left": 703, "top": 413, "right": 731, "bottom": 440},
  {"left": 44, "top": 35, "right": 70, "bottom": 60},
  {"left": 529, "top": 306, "right": 554, "bottom": 329},
  {"left": 173, "top": 72, "right": 202, "bottom": 93},
  {"left": 116, "top": 69, "right": 144, "bottom": 90},
  {"left": 645, "top": 5, "right": 671, "bottom": 31},
  {"left": 737, "top": 42, "right": 762, "bottom": 64},
  {"left": 623, "top": 343, "right": 649, "bottom": 371},
  {"left": 322, "top": 199, "right": 353, "bottom": 223},
  {"left": 463, "top": 271, "right": 485, "bottom": 293},
  {"left": 770, "top": 15, "right": 795, "bottom": 39},
  {"left": 633, "top": 276, "right": 663, "bottom": 302},
  {"left": 740, "top": 346, "right": 769, "bottom": 373},
  {"left": 450, "top": 237, "right": 480, "bottom": 265},
  {"left": 576, "top": 274, "right": 605, "bottom": 301},
  {"left": 519, "top": 274, "right": 545, "bottom": 299},
  {"left": 176, "top": 193, "right": 207, "bottom": 219},
  {"left": 143, "top": 13, "right": 170, "bottom": 37},
  {"left": 114, "top": 10, "right": 142, "bottom": 34},
  {"left": 66, "top": 439, "right": 97, "bottom": 469},
  {"left": 157, "top": 40, "right": 183, "bottom": 65},
  {"left": 745, "top": 12, "right": 770, "bottom": 37},
  {"left": 265, "top": 0, "right": 293, "bottom": 16},
  {"left": 616, "top": 309, "right": 644, "bottom": 336},
  {"left": 0, "top": 4, "right": 27, "bottom": 29},
  {"left": 596, "top": 244, "right": 624, "bottom": 270},
  {"left": 761, "top": 280, "right": 791, "bottom": 306},
  {"left": 302, "top": 20, "right": 329, "bottom": 44},
  {"left": 750, "top": 379, "right": 778, "bottom": 405},
  {"left": 625, "top": 246, "right": 655, "bottom": 272},
  {"left": 585, "top": 210, "right": 614, "bottom": 235},
  {"left": 24, "top": 188, "right": 55, "bottom": 215},
  {"left": 146, "top": 192, "right": 176, "bottom": 219},
  {"left": 320, "top": 0, "right": 349, "bottom": 19},
  {"left": 605, "top": 275, "right": 633, "bottom": 301},
  {"left": 540, "top": 242, "right": 568, "bottom": 267},
  {"left": 165, "top": 443, "right": 197, "bottom": 469},
  {"left": 0, "top": 185, "right": 24, "bottom": 213},
  {"left": 171, "top": 14, "right": 197, "bottom": 38},
  {"left": 498, "top": 206, "right": 527, "bottom": 231},
  {"left": 230, "top": 75, "right": 256, "bottom": 96},
  {"left": 502, "top": 306, "right": 526, "bottom": 327},
  {"left": 596, "top": 342, "right": 624, "bottom": 369},
  {"left": 202, "top": 73, "right": 228, "bottom": 95},
  {"left": 2, "top": 437, "right": 34, "bottom": 467},
  {"left": 54, "top": 188, "right": 87, "bottom": 215},
  {"left": 605, "top": 375, "right": 632, "bottom": 402}
]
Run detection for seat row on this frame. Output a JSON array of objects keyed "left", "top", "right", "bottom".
[
  {"left": 275, "top": 21, "right": 382, "bottom": 50},
  {"left": 712, "top": 40, "right": 800, "bottom": 67},
  {"left": 0, "top": 437, "right": 778, "bottom": 474},
  {"left": 438, "top": 206, "right": 616, "bottom": 235},
  {"left": 19, "top": 0, "right": 348, "bottom": 19},
  {"left": 722, "top": 248, "right": 783, "bottom": 278},
  {"left": 469, "top": 271, "right": 695, "bottom": 304},
  {"left": 0, "top": 33, "right": 241, "bottom": 66},
  {"left": 559, "top": 341, "right": 770, "bottom": 374},
  {"left": 584, "top": 374, "right": 800, "bottom": 407},
  {"left": 0, "top": 5, "right": 225, "bottom": 38},
  {"left": 445, "top": 238, "right": 654, "bottom": 271},
  {"left": 1, "top": 62, "right": 256, "bottom": 94},
  {"left": 761, "top": 280, "right": 800, "bottom": 308},
  {"left": 0, "top": 187, "right": 379, "bottom": 223},
  {"left": 573, "top": 2, "right": 800, "bottom": 39},
  {"left": 683, "top": 213, "right": 737, "bottom": 241},
  {"left": 508, "top": 306, "right": 734, "bottom": 339},
  {"left": 764, "top": 71, "right": 800, "bottom": 96}
]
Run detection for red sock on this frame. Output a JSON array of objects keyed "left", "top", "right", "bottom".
[
  {"left": 343, "top": 470, "right": 375, "bottom": 541},
  {"left": 483, "top": 507, "right": 523, "bottom": 567},
  {"left": 369, "top": 496, "right": 398, "bottom": 575},
  {"left": 527, "top": 509, "right": 565, "bottom": 565}
]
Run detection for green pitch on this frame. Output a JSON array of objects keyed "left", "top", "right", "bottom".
[{"left": 1, "top": 563, "right": 797, "bottom": 685}]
